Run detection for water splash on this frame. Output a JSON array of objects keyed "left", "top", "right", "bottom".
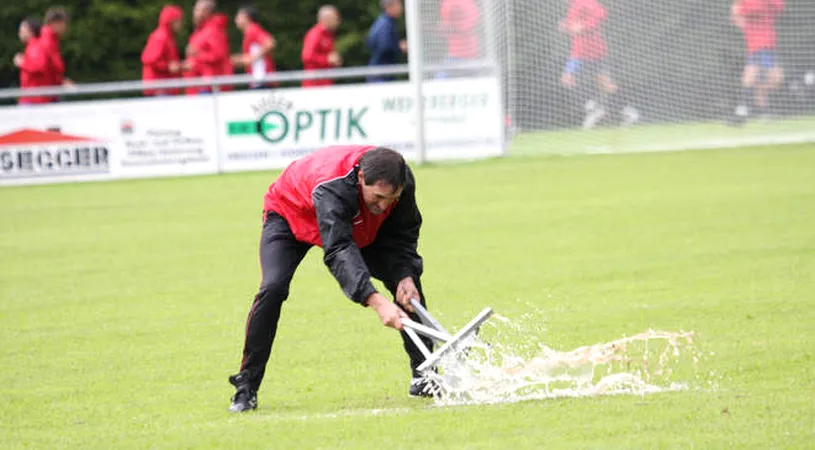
[{"left": 422, "top": 314, "right": 702, "bottom": 406}]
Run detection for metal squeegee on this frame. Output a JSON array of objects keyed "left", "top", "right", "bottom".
[{"left": 401, "top": 298, "right": 493, "bottom": 373}]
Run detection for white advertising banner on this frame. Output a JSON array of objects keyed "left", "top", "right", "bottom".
[
  {"left": 0, "top": 76, "right": 503, "bottom": 186},
  {"left": 0, "top": 96, "right": 219, "bottom": 186},
  {"left": 216, "top": 76, "right": 504, "bottom": 172}
]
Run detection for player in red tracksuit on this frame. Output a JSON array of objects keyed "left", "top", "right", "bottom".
[
  {"left": 228, "top": 146, "right": 434, "bottom": 412},
  {"left": 141, "top": 5, "right": 184, "bottom": 96},
  {"left": 560, "top": 0, "right": 638, "bottom": 129},
  {"left": 40, "top": 7, "right": 72, "bottom": 102},
  {"left": 436, "top": 0, "right": 481, "bottom": 79},
  {"left": 439, "top": 0, "right": 481, "bottom": 61},
  {"left": 183, "top": 0, "right": 229, "bottom": 94},
  {"left": 14, "top": 18, "right": 50, "bottom": 105},
  {"left": 212, "top": 13, "right": 234, "bottom": 92},
  {"left": 232, "top": 5, "right": 277, "bottom": 88},
  {"left": 730, "top": 0, "right": 785, "bottom": 123},
  {"left": 301, "top": 5, "right": 342, "bottom": 88}
]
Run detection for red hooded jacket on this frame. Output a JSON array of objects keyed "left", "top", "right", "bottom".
[
  {"left": 18, "top": 37, "right": 51, "bottom": 104},
  {"left": 184, "top": 15, "right": 229, "bottom": 94},
  {"left": 301, "top": 23, "right": 335, "bottom": 87},
  {"left": 39, "top": 25, "right": 65, "bottom": 101},
  {"left": 141, "top": 5, "right": 183, "bottom": 96}
]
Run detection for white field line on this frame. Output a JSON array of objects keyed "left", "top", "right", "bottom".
[
  {"left": 240, "top": 406, "right": 415, "bottom": 423},
  {"left": 603, "top": 131, "right": 815, "bottom": 154}
]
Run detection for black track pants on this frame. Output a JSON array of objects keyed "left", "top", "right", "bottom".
[{"left": 236, "top": 213, "right": 432, "bottom": 392}]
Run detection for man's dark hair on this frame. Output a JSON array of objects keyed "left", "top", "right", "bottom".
[
  {"left": 23, "top": 17, "right": 42, "bottom": 38},
  {"left": 44, "top": 6, "right": 69, "bottom": 24},
  {"left": 359, "top": 147, "right": 407, "bottom": 189},
  {"left": 239, "top": 4, "right": 258, "bottom": 21}
]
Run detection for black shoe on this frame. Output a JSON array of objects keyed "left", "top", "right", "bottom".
[
  {"left": 229, "top": 389, "right": 257, "bottom": 413},
  {"left": 228, "top": 373, "right": 258, "bottom": 413},
  {"left": 409, "top": 377, "right": 438, "bottom": 398}
]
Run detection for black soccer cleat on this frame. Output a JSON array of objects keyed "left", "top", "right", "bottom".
[
  {"left": 228, "top": 373, "right": 258, "bottom": 413},
  {"left": 409, "top": 377, "right": 437, "bottom": 398},
  {"left": 229, "top": 389, "right": 257, "bottom": 413}
]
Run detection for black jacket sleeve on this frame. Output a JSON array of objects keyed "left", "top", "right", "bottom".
[
  {"left": 312, "top": 172, "right": 378, "bottom": 306},
  {"left": 368, "top": 167, "right": 423, "bottom": 282}
]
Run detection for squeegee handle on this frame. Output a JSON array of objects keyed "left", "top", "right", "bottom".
[
  {"left": 401, "top": 318, "right": 452, "bottom": 343},
  {"left": 409, "top": 298, "right": 451, "bottom": 336}
]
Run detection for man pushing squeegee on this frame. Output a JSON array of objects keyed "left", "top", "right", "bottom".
[{"left": 226, "top": 144, "right": 493, "bottom": 413}]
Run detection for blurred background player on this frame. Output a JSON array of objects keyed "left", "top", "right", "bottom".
[
  {"left": 141, "top": 5, "right": 184, "bottom": 96},
  {"left": 41, "top": 6, "right": 73, "bottom": 100},
  {"left": 14, "top": 18, "right": 50, "bottom": 105},
  {"left": 301, "top": 5, "right": 342, "bottom": 87},
  {"left": 366, "top": 0, "right": 406, "bottom": 83},
  {"left": 438, "top": 0, "right": 481, "bottom": 78},
  {"left": 231, "top": 5, "right": 276, "bottom": 88},
  {"left": 183, "top": 0, "right": 229, "bottom": 94},
  {"left": 730, "top": 0, "right": 785, "bottom": 124},
  {"left": 212, "top": 12, "right": 234, "bottom": 91},
  {"left": 560, "top": 0, "right": 638, "bottom": 129}
]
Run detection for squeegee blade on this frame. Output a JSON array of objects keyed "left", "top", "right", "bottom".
[{"left": 416, "top": 308, "right": 493, "bottom": 373}]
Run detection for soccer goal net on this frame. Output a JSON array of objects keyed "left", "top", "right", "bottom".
[{"left": 416, "top": 0, "right": 815, "bottom": 156}]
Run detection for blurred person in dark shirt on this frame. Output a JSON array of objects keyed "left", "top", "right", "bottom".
[{"left": 366, "top": 0, "right": 407, "bottom": 83}]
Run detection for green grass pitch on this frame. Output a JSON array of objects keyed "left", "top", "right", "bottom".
[{"left": 1, "top": 143, "right": 813, "bottom": 448}]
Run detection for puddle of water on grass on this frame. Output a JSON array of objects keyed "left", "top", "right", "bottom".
[{"left": 421, "top": 313, "right": 707, "bottom": 406}]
